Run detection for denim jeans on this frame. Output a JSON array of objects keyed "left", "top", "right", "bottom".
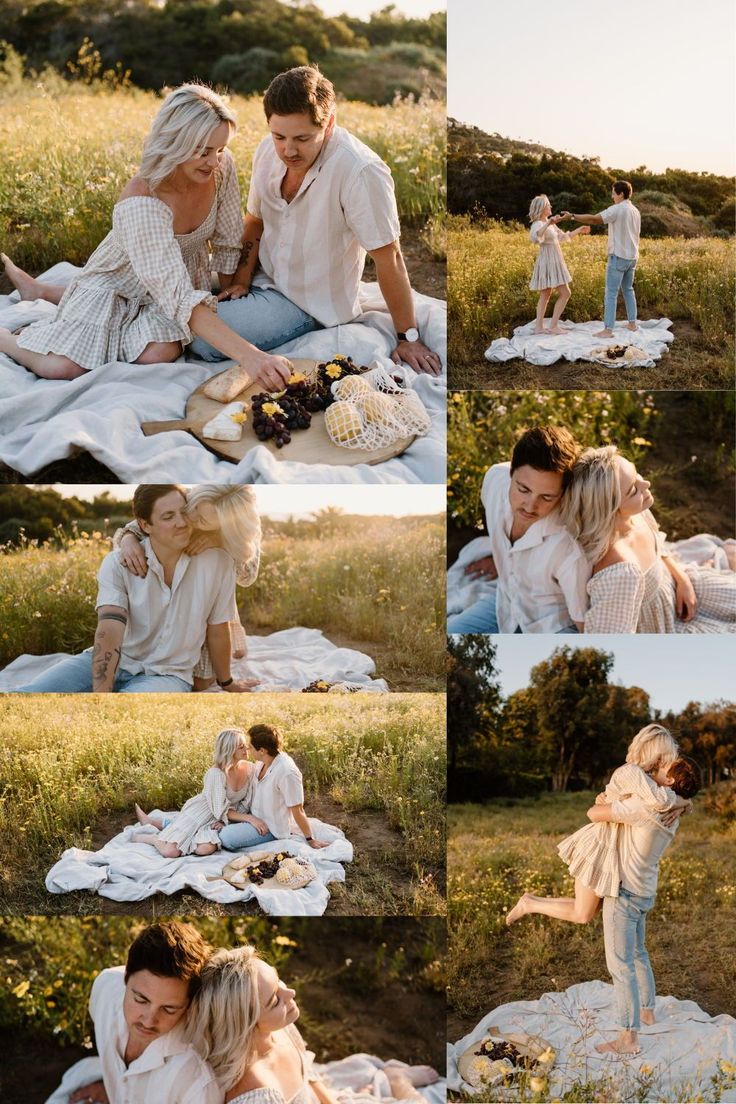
[
  {"left": 219, "top": 822, "right": 277, "bottom": 850},
  {"left": 14, "top": 651, "right": 192, "bottom": 693},
  {"left": 447, "top": 593, "right": 499, "bottom": 634},
  {"left": 602, "top": 887, "right": 656, "bottom": 1030},
  {"left": 603, "top": 254, "right": 638, "bottom": 329},
  {"left": 189, "top": 287, "right": 321, "bottom": 362}
]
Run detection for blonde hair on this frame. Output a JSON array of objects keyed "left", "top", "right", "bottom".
[
  {"left": 528, "top": 195, "right": 550, "bottom": 222},
  {"left": 139, "top": 84, "right": 237, "bottom": 192},
  {"left": 188, "top": 945, "right": 262, "bottom": 1090},
  {"left": 185, "top": 485, "right": 261, "bottom": 579},
  {"left": 626, "top": 724, "right": 679, "bottom": 772},
  {"left": 559, "top": 446, "right": 621, "bottom": 565},
  {"left": 213, "top": 727, "right": 247, "bottom": 771}
]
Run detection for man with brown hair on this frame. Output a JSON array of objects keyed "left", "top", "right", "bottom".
[
  {"left": 17, "top": 485, "right": 255, "bottom": 693},
  {"left": 190, "top": 64, "right": 443, "bottom": 375},
  {"left": 448, "top": 426, "right": 590, "bottom": 633},
  {"left": 50, "top": 922, "right": 220, "bottom": 1104}
]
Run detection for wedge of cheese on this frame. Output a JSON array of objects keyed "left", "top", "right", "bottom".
[
  {"left": 203, "top": 365, "right": 253, "bottom": 402},
  {"left": 202, "top": 402, "right": 246, "bottom": 441}
]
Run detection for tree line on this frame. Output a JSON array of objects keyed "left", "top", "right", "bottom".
[
  {"left": 448, "top": 119, "right": 735, "bottom": 236},
  {"left": 1, "top": 1, "right": 446, "bottom": 104},
  {"left": 447, "top": 636, "right": 735, "bottom": 801}
]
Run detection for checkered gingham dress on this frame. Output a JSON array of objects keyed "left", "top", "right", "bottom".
[{"left": 17, "top": 149, "right": 243, "bottom": 370}]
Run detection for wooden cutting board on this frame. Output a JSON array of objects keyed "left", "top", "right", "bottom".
[{"left": 141, "top": 359, "right": 416, "bottom": 466}]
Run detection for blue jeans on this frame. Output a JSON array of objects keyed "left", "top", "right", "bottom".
[
  {"left": 14, "top": 651, "right": 192, "bottom": 693},
  {"left": 603, "top": 887, "right": 656, "bottom": 1031},
  {"left": 219, "top": 822, "right": 277, "bottom": 850},
  {"left": 603, "top": 254, "right": 638, "bottom": 329},
  {"left": 189, "top": 287, "right": 321, "bottom": 362},
  {"left": 447, "top": 593, "right": 499, "bottom": 634}
]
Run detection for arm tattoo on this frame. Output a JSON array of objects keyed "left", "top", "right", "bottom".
[
  {"left": 92, "top": 643, "right": 122, "bottom": 685},
  {"left": 98, "top": 612, "right": 128, "bottom": 626}
]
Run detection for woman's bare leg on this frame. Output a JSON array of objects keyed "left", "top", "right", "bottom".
[
  {"left": 0, "top": 327, "right": 87, "bottom": 379},
  {"left": 1, "top": 253, "right": 66, "bottom": 304},
  {"left": 131, "top": 832, "right": 181, "bottom": 858},
  {"left": 548, "top": 284, "right": 571, "bottom": 332},
  {"left": 506, "top": 879, "right": 601, "bottom": 925},
  {"left": 135, "top": 804, "right": 164, "bottom": 829},
  {"left": 134, "top": 341, "right": 182, "bottom": 364},
  {"left": 193, "top": 842, "right": 218, "bottom": 856},
  {"left": 534, "top": 289, "right": 553, "bottom": 333}
]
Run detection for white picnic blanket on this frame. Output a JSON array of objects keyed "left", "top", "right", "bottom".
[
  {"left": 447, "top": 535, "right": 736, "bottom": 619},
  {"left": 47, "top": 1055, "right": 446, "bottom": 1104},
  {"left": 448, "top": 980, "right": 736, "bottom": 1102},
  {"left": 45, "top": 814, "right": 351, "bottom": 916},
  {"left": 0, "top": 264, "right": 446, "bottom": 483},
  {"left": 0, "top": 627, "right": 389, "bottom": 692},
  {"left": 484, "top": 318, "right": 674, "bottom": 367}
]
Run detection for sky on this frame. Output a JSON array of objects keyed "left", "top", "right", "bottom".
[
  {"left": 448, "top": 0, "right": 736, "bottom": 175},
  {"left": 50, "top": 484, "right": 445, "bottom": 518},
  {"left": 317, "top": 1, "right": 443, "bottom": 17},
  {"left": 489, "top": 634, "right": 735, "bottom": 714}
]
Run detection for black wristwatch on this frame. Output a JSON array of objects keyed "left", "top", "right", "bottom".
[
  {"left": 217, "top": 676, "right": 234, "bottom": 688},
  {"left": 397, "top": 327, "right": 419, "bottom": 343}
]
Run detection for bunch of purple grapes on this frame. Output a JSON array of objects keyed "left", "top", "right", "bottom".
[
  {"left": 245, "top": 851, "right": 290, "bottom": 884},
  {"left": 251, "top": 394, "right": 292, "bottom": 447},
  {"left": 315, "top": 355, "right": 363, "bottom": 407}
]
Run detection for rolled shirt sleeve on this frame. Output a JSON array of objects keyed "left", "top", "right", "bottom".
[
  {"left": 610, "top": 797, "right": 652, "bottom": 826},
  {"left": 96, "top": 551, "right": 131, "bottom": 611},
  {"left": 598, "top": 203, "right": 618, "bottom": 224},
  {"left": 206, "top": 552, "right": 238, "bottom": 624},
  {"left": 343, "top": 160, "right": 401, "bottom": 251},
  {"left": 279, "top": 765, "right": 305, "bottom": 808},
  {"left": 555, "top": 546, "right": 592, "bottom": 624},
  {"left": 210, "top": 149, "right": 244, "bottom": 274},
  {"left": 245, "top": 141, "right": 265, "bottom": 220}
]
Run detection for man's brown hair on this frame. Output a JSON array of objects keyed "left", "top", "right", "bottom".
[
  {"left": 125, "top": 921, "right": 210, "bottom": 1000},
  {"left": 248, "top": 723, "right": 283, "bottom": 756},
  {"left": 668, "top": 758, "right": 701, "bottom": 800},
  {"left": 263, "top": 66, "right": 335, "bottom": 125},
  {"left": 613, "top": 180, "right": 633, "bottom": 199},
  {"left": 132, "top": 484, "right": 186, "bottom": 524},
  {"left": 510, "top": 426, "right": 580, "bottom": 488}
]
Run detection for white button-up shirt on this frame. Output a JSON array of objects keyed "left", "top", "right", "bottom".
[
  {"left": 95, "top": 540, "right": 237, "bottom": 682},
  {"left": 89, "top": 968, "right": 221, "bottom": 1104},
  {"left": 610, "top": 796, "right": 678, "bottom": 897},
  {"left": 251, "top": 751, "right": 305, "bottom": 839},
  {"left": 598, "top": 199, "right": 641, "bottom": 260},
  {"left": 481, "top": 463, "right": 591, "bottom": 633},
  {"left": 247, "top": 125, "right": 401, "bottom": 326}
]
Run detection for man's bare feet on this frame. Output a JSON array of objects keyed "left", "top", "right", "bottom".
[
  {"left": 640, "top": 1008, "right": 655, "bottom": 1026},
  {"left": 1, "top": 253, "right": 41, "bottom": 301},
  {"left": 594, "top": 328, "right": 614, "bottom": 338},
  {"left": 626, "top": 321, "right": 638, "bottom": 331},
  {"left": 595, "top": 1031, "right": 640, "bottom": 1055},
  {"left": 506, "top": 893, "right": 532, "bottom": 925},
  {"left": 135, "top": 804, "right": 161, "bottom": 828}
]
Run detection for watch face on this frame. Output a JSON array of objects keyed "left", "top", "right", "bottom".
[{"left": 404, "top": 327, "right": 419, "bottom": 343}]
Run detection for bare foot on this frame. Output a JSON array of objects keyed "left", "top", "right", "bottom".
[
  {"left": 594, "top": 328, "right": 614, "bottom": 338},
  {"left": 232, "top": 647, "right": 246, "bottom": 659},
  {"left": 640, "top": 1009, "right": 655, "bottom": 1026},
  {"left": 506, "top": 893, "right": 532, "bottom": 925},
  {"left": 1, "top": 253, "right": 41, "bottom": 301},
  {"left": 626, "top": 321, "right": 638, "bottom": 331},
  {"left": 393, "top": 1065, "right": 439, "bottom": 1088},
  {"left": 135, "top": 804, "right": 161, "bottom": 828},
  {"left": 595, "top": 1033, "right": 640, "bottom": 1055},
  {"left": 533, "top": 326, "right": 547, "bottom": 334},
  {"left": 546, "top": 325, "right": 564, "bottom": 335}
]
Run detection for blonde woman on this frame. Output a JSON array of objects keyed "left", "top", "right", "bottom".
[
  {"left": 189, "top": 945, "right": 440, "bottom": 1103},
  {"left": 528, "top": 194, "right": 590, "bottom": 334},
  {"left": 561, "top": 446, "right": 736, "bottom": 633},
  {"left": 132, "top": 727, "right": 264, "bottom": 858},
  {"left": 115, "top": 483, "right": 260, "bottom": 687},
  {"left": 0, "top": 84, "right": 291, "bottom": 390},
  {"left": 505, "top": 725, "right": 697, "bottom": 927}
]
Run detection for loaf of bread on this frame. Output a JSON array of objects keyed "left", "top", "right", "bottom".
[{"left": 203, "top": 365, "right": 253, "bottom": 403}]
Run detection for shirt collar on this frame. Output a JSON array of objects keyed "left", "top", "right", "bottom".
[
  {"left": 117, "top": 1018, "right": 192, "bottom": 1076},
  {"left": 502, "top": 503, "right": 567, "bottom": 551},
  {"left": 143, "top": 538, "right": 190, "bottom": 588}
]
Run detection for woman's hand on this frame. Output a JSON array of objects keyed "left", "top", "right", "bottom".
[
  {"left": 248, "top": 353, "right": 293, "bottom": 392},
  {"left": 595, "top": 792, "right": 608, "bottom": 805},
  {"left": 218, "top": 284, "right": 250, "bottom": 301},
  {"left": 675, "top": 575, "right": 697, "bottom": 621},
  {"left": 186, "top": 532, "right": 221, "bottom": 557},
  {"left": 578, "top": 225, "right": 591, "bottom": 235},
  {"left": 119, "top": 532, "right": 147, "bottom": 576},
  {"left": 212, "top": 820, "right": 225, "bottom": 831},
  {"left": 246, "top": 816, "right": 270, "bottom": 835}
]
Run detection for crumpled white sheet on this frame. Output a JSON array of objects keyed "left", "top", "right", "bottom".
[
  {"left": 447, "top": 535, "right": 736, "bottom": 619},
  {"left": 0, "top": 265, "right": 446, "bottom": 484},
  {"left": 448, "top": 980, "right": 736, "bottom": 1102},
  {"left": 46, "top": 1054, "right": 446, "bottom": 1104},
  {"left": 484, "top": 318, "right": 674, "bottom": 367},
  {"left": 45, "top": 814, "right": 351, "bottom": 916},
  {"left": 0, "top": 627, "right": 389, "bottom": 692}
]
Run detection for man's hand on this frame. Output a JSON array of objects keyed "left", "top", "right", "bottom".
[
  {"left": 69, "top": 1081, "right": 109, "bottom": 1104},
  {"left": 217, "top": 284, "right": 250, "bottom": 301},
  {"left": 307, "top": 838, "right": 330, "bottom": 849},
  {"left": 246, "top": 816, "right": 270, "bottom": 835},
  {"left": 221, "top": 678, "right": 260, "bottom": 693},
  {"left": 675, "top": 575, "right": 697, "bottom": 621},
  {"left": 464, "top": 555, "right": 497, "bottom": 581},
  {"left": 119, "top": 532, "right": 147, "bottom": 577},
  {"left": 661, "top": 806, "right": 687, "bottom": 828},
  {"left": 391, "top": 339, "right": 443, "bottom": 376}
]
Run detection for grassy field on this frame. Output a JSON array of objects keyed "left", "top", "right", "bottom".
[
  {"left": 0, "top": 83, "right": 445, "bottom": 277},
  {"left": 0, "top": 514, "right": 445, "bottom": 690},
  {"left": 448, "top": 795, "right": 736, "bottom": 1102},
  {"left": 448, "top": 218, "right": 735, "bottom": 389},
  {"left": 0, "top": 916, "right": 446, "bottom": 1104},
  {"left": 0, "top": 694, "right": 446, "bottom": 917}
]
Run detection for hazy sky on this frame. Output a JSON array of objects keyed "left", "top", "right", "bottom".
[
  {"left": 318, "top": 1, "right": 443, "bottom": 17},
  {"left": 51, "top": 484, "right": 445, "bottom": 518},
  {"left": 448, "top": 0, "right": 735, "bottom": 175},
  {"left": 491, "top": 634, "right": 735, "bottom": 714}
]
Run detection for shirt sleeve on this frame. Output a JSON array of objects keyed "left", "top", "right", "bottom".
[
  {"left": 112, "top": 198, "right": 215, "bottom": 339},
  {"left": 342, "top": 159, "right": 401, "bottom": 251},
  {"left": 245, "top": 140, "right": 267, "bottom": 219},
  {"left": 202, "top": 767, "right": 230, "bottom": 821},
  {"left": 584, "top": 565, "right": 644, "bottom": 633},
  {"left": 607, "top": 763, "right": 677, "bottom": 810},
  {"left": 206, "top": 552, "right": 238, "bottom": 624},
  {"left": 96, "top": 552, "right": 130, "bottom": 611},
  {"left": 610, "top": 796, "right": 651, "bottom": 825},
  {"left": 210, "top": 149, "right": 244, "bottom": 274},
  {"left": 278, "top": 765, "right": 305, "bottom": 807},
  {"left": 555, "top": 544, "right": 592, "bottom": 623},
  {"left": 599, "top": 204, "right": 618, "bottom": 224},
  {"left": 184, "top": 1076, "right": 224, "bottom": 1104}
]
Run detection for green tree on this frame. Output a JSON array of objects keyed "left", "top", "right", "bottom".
[{"left": 447, "top": 634, "right": 501, "bottom": 799}]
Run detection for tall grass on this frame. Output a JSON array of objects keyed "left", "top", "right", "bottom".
[
  {"left": 448, "top": 217, "right": 735, "bottom": 365},
  {"left": 0, "top": 84, "right": 445, "bottom": 274}
]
